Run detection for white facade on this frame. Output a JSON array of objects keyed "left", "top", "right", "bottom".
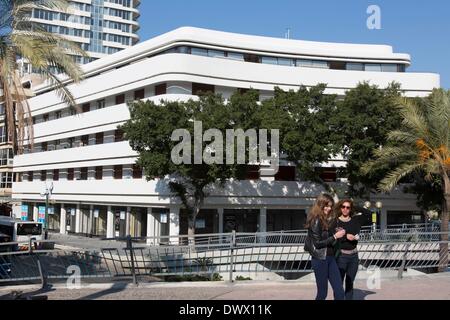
[{"left": 12, "top": 27, "right": 440, "bottom": 238}]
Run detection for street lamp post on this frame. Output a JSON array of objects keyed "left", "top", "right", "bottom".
[
  {"left": 363, "top": 200, "right": 383, "bottom": 233},
  {"left": 40, "top": 183, "right": 53, "bottom": 240}
]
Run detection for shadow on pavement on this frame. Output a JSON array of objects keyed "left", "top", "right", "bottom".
[
  {"left": 353, "top": 288, "right": 377, "bottom": 300},
  {"left": 0, "top": 285, "right": 55, "bottom": 300},
  {"left": 77, "top": 282, "right": 127, "bottom": 300}
]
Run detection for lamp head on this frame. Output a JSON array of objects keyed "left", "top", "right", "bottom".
[
  {"left": 363, "top": 201, "right": 371, "bottom": 209},
  {"left": 375, "top": 201, "right": 383, "bottom": 209}
]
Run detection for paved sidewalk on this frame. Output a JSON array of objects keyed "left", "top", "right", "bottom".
[{"left": 1, "top": 272, "right": 449, "bottom": 300}]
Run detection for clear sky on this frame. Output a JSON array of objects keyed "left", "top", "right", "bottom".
[{"left": 136, "top": 0, "right": 449, "bottom": 89}]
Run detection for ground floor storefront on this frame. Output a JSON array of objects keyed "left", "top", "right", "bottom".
[{"left": 15, "top": 200, "right": 428, "bottom": 242}]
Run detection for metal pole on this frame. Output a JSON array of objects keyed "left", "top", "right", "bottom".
[
  {"left": 127, "top": 235, "right": 138, "bottom": 286},
  {"left": 229, "top": 230, "right": 235, "bottom": 283},
  {"left": 44, "top": 193, "right": 49, "bottom": 240}
]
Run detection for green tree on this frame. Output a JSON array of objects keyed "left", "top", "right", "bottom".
[
  {"left": 333, "top": 82, "right": 403, "bottom": 199},
  {"left": 362, "top": 88, "right": 450, "bottom": 271},
  {"left": 260, "top": 84, "right": 341, "bottom": 196},
  {"left": 0, "top": 0, "right": 86, "bottom": 154},
  {"left": 121, "top": 92, "right": 260, "bottom": 237}
]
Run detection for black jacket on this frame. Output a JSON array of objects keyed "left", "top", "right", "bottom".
[{"left": 304, "top": 218, "right": 337, "bottom": 260}]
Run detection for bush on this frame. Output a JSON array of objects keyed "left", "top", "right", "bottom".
[
  {"left": 165, "top": 273, "right": 222, "bottom": 282},
  {"left": 235, "top": 275, "right": 252, "bottom": 281}
]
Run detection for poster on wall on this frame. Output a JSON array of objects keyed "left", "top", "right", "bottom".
[
  {"left": 21, "top": 205, "right": 28, "bottom": 221},
  {"left": 48, "top": 207, "right": 55, "bottom": 215},
  {"left": 38, "top": 206, "right": 46, "bottom": 224},
  {"left": 70, "top": 208, "right": 76, "bottom": 216},
  {"left": 94, "top": 209, "right": 99, "bottom": 218}
]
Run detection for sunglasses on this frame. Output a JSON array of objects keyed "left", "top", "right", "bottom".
[{"left": 341, "top": 206, "right": 351, "bottom": 209}]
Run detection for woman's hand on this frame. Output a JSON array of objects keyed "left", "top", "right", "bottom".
[
  {"left": 346, "top": 234, "right": 355, "bottom": 241},
  {"left": 334, "top": 229, "right": 346, "bottom": 239}
]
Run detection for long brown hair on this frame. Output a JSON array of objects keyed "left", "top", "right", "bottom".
[
  {"left": 334, "top": 199, "right": 355, "bottom": 218},
  {"left": 305, "top": 193, "right": 334, "bottom": 230}
]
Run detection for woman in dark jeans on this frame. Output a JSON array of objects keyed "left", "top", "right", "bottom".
[
  {"left": 335, "top": 199, "right": 361, "bottom": 300},
  {"left": 304, "top": 193, "right": 346, "bottom": 300}
]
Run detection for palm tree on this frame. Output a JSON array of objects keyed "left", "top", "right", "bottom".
[
  {"left": 362, "top": 88, "right": 450, "bottom": 272},
  {"left": 0, "top": 0, "right": 86, "bottom": 154}
]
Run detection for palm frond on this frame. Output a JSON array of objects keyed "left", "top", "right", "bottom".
[{"left": 378, "top": 162, "right": 425, "bottom": 192}]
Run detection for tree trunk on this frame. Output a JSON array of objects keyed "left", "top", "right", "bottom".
[
  {"left": 187, "top": 198, "right": 202, "bottom": 245},
  {"left": 439, "top": 174, "right": 450, "bottom": 272}
]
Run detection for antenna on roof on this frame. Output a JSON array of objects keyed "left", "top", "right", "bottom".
[{"left": 285, "top": 28, "right": 291, "bottom": 39}]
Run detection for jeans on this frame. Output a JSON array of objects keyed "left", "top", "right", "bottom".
[
  {"left": 311, "top": 256, "right": 345, "bottom": 300},
  {"left": 337, "top": 253, "right": 359, "bottom": 300}
]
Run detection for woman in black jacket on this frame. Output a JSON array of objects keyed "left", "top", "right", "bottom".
[
  {"left": 335, "top": 199, "right": 361, "bottom": 300},
  {"left": 304, "top": 193, "right": 346, "bottom": 300}
]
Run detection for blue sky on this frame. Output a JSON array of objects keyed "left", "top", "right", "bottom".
[{"left": 136, "top": 0, "right": 449, "bottom": 89}]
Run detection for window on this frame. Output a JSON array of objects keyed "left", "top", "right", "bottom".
[
  {"left": 114, "top": 165, "right": 123, "bottom": 179},
  {"left": 155, "top": 83, "right": 167, "bottom": 95},
  {"left": 365, "top": 64, "right": 382, "bottom": 72},
  {"left": 192, "top": 83, "right": 215, "bottom": 96},
  {"left": 346, "top": 63, "right": 364, "bottom": 71},
  {"left": 226, "top": 52, "right": 244, "bottom": 61},
  {"left": 68, "top": 137, "right": 75, "bottom": 148},
  {"left": 114, "top": 130, "right": 124, "bottom": 142},
  {"left": 207, "top": 50, "right": 225, "bottom": 58},
  {"left": 95, "top": 166, "right": 103, "bottom": 180},
  {"left": 329, "top": 61, "right": 346, "bottom": 70},
  {"left": 278, "top": 58, "right": 294, "bottom": 66},
  {"left": 41, "top": 170, "right": 47, "bottom": 181},
  {"left": 67, "top": 168, "right": 74, "bottom": 181},
  {"left": 274, "top": 166, "right": 296, "bottom": 181},
  {"left": 80, "top": 167, "right": 88, "bottom": 180},
  {"left": 97, "top": 99, "right": 105, "bottom": 109},
  {"left": 381, "top": 64, "right": 398, "bottom": 72},
  {"left": 81, "top": 135, "right": 89, "bottom": 146},
  {"left": 41, "top": 142, "right": 48, "bottom": 152},
  {"left": 0, "top": 126, "right": 6, "bottom": 143},
  {"left": 132, "top": 164, "right": 142, "bottom": 179},
  {"left": 244, "top": 54, "right": 260, "bottom": 63},
  {"left": 245, "top": 165, "right": 260, "bottom": 180},
  {"left": 28, "top": 171, "right": 33, "bottom": 182},
  {"left": 0, "top": 148, "right": 13, "bottom": 166},
  {"left": 53, "top": 169, "right": 59, "bottom": 181},
  {"left": 191, "top": 47, "right": 208, "bottom": 56},
  {"left": 115, "top": 94, "right": 125, "bottom": 104},
  {"left": 261, "top": 56, "right": 278, "bottom": 65},
  {"left": 96, "top": 132, "right": 104, "bottom": 144},
  {"left": 134, "top": 89, "right": 145, "bottom": 100},
  {"left": 82, "top": 103, "right": 90, "bottom": 113},
  {"left": 0, "top": 172, "right": 13, "bottom": 189},
  {"left": 55, "top": 111, "right": 62, "bottom": 119},
  {"left": 43, "top": 114, "right": 49, "bottom": 122}
]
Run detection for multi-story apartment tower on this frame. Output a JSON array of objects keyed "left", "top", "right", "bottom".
[
  {"left": 12, "top": 27, "right": 440, "bottom": 239},
  {"left": 24, "top": 0, "right": 140, "bottom": 67}
]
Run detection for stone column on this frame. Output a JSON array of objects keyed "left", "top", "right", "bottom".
[
  {"left": 60, "top": 204, "right": 67, "bottom": 235},
  {"left": 146, "top": 208, "right": 156, "bottom": 245},
  {"left": 259, "top": 208, "right": 267, "bottom": 233},
  {"left": 126, "top": 206, "right": 131, "bottom": 236},
  {"left": 75, "top": 203, "right": 81, "bottom": 234},
  {"left": 107, "top": 206, "right": 114, "bottom": 239},
  {"left": 169, "top": 207, "right": 180, "bottom": 245}
]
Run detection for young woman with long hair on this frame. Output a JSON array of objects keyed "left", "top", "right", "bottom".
[{"left": 304, "top": 193, "right": 345, "bottom": 300}]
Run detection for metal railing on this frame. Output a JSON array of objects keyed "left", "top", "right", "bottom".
[{"left": 0, "top": 230, "right": 448, "bottom": 286}]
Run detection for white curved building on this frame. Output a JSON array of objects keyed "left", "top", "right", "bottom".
[{"left": 12, "top": 27, "right": 440, "bottom": 240}]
